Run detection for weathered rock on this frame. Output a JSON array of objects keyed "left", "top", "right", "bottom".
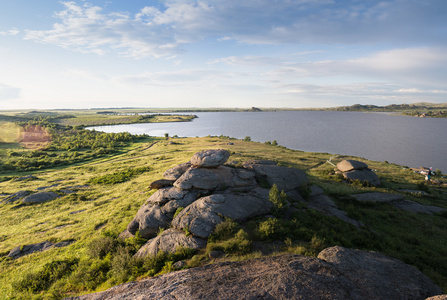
[
  {"left": 350, "top": 192, "right": 404, "bottom": 202},
  {"left": 134, "top": 228, "right": 206, "bottom": 258},
  {"left": 127, "top": 204, "right": 170, "bottom": 239},
  {"left": 172, "top": 191, "right": 272, "bottom": 238},
  {"left": 426, "top": 296, "right": 447, "bottom": 300},
  {"left": 148, "top": 187, "right": 196, "bottom": 206},
  {"left": 393, "top": 200, "right": 446, "bottom": 215},
  {"left": 343, "top": 169, "right": 381, "bottom": 186},
  {"left": 190, "top": 149, "right": 230, "bottom": 167},
  {"left": 398, "top": 189, "right": 430, "bottom": 196},
  {"left": 69, "top": 247, "right": 442, "bottom": 300},
  {"left": 163, "top": 162, "right": 192, "bottom": 180},
  {"left": 149, "top": 179, "right": 175, "bottom": 190},
  {"left": 1, "top": 190, "right": 31, "bottom": 204},
  {"left": 243, "top": 162, "right": 309, "bottom": 191},
  {"left": 306, "top": 187, "right": 363, "bottom": 228},
  {"left": 8, "top": 240, "right": 75, "bottom": 259},
  {"left": 318, "top": 246, "right": 443, "bottom": 300},
  {"left": 172, "top": 260, "right": 187, "bottom": 269},
  {"left": 173, "top": 166, "right": 233, "bottom": 190},
  {"left": 209, "top": 250, "right": 225, "bottom": 259},
  {"left": 14, "top": 175, "right": 37, "bottom": 181},
  {"left": 22, "top": 191, "right": 60, "bottom": 203},
  {"left": 337, "top": 160, "right": 368, "bottom": 172},
  {"left": 127, "top": 187, "right": 199, "bottom": 239}
]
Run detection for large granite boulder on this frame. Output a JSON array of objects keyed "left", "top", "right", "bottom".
[
  {"left": 69, "top": 246, "right": 443, "bottom": 300},
  {"left": 191, "top": 149, "right": 230, "bottom": 167},
  {"left": 173, "top": 166, "right": 234, "bottom": 190},
  {"left": 134, "top": 228, "right": 206, "bottom": 258},
  {"left": 337, "top": 159, "right": 381, "bottom": 187},
  {"left": 337, "top": 160, "right": 368, "bottom": 172},
  {"left": 172, "top": 190, "right": 272, "bottom": 239},
  {"left": 127, "top": 204, "right": 170, "bottom": 239},
  {"left": 243, "top": 161, "right": 309, "bottom": 191},
  {"left": 163, "top": 162, "right": 192, "bottom": 180},
  {"left": 127, "top": 187, "right": 199, "bottom": 239}
]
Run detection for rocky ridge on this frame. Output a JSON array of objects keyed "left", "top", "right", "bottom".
[{"left": 123, "top": 149, "right": 364, "bottom": 256}]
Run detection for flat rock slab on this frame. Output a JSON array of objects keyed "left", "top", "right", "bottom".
[
  {"left": 1, "top": 190, "right": 31, "bottom": 204},
  {"left": 190, "top": 149, "right": 230, "bottom": 167},
  {"left": 350, "top": 192, "right": 404, "bottom": 202},
  {"left": 398, "top": 189, "right": 430, "bottom": 196},
  {"left": 8, "top": 240, "right": 75, "bottom": 259},
  {"left": 174, "top": 166, "right": 233, "bottom": 190},
  {"left": 243, "top": 162, "right": 309, "bottom": 191},
  {"left": 307, "top": 194, "right": 363, "bottom": 228},
  {"left": 70, "top": 246, "right": 442, "bottom": 300},
  {"left": 393, "top": 200, "right": 446, "bottom": 215},
  {"left": 22, "top": 191, "right": 60, "bottom": 203},
  {"left": 134, "top": 228, "right": 206, "bottom": 258}
]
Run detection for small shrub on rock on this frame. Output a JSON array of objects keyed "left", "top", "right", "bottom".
[{"left": 269, "top": 184, "right": 287, "bottom": 217}]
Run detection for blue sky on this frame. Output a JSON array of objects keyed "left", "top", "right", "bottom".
[{"left": 0, "top": 0, "right": 446, "bottom": 109}]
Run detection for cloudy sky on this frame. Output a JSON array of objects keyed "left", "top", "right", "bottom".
[{"left": 0, "top": 0, "right": 446, "bottom": 109}]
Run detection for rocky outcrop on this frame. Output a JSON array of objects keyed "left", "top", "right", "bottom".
[
  {"left": 337, "top": 159, "right": 381, "bottom": 186},
  {"left": 68, "top": 246, "right": 443, "bottom": 300},
  {"left": 125, "top": 149, "right": 321, "bottom": 255},
  {"left": 7, "top": 240, "right": 75, "bottom": 259}
]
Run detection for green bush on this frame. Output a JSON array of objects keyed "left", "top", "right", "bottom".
[
  {"left": 87, "top": 236, "right": 116, "bottom": 259},
  {"left": 13, "top": 258, "right": 78, "bottom": 293},
  {"left": 87, "top": 167, "right": 149, "bottom": 185},
  {"left": 269, "top": 184, "right": 287, "bottom": 216}
]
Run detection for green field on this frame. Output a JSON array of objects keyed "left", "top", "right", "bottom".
[{"left": 0, "top": 135, "right": 446, "bottom": 299}]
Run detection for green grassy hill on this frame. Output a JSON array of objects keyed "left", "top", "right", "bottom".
[{"left": 0, "top": 136, "right": 446, "bottom": 299}]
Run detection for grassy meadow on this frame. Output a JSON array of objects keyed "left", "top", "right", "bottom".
[{"left": 0, "top": 133, "right": 446, "bottom": 298}]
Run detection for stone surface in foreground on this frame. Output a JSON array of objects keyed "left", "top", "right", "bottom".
[{"left": 66, "top": 246, "right": 442, "bottom": 300}]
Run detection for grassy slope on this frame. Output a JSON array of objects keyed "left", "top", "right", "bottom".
[{"left": 0, "top": 137, "right": 446, "bottom": 298}]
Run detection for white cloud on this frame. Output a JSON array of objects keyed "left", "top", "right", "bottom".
[
  {"left": 24, "top": 2, "right": 182, "bottom": 58},
  {"left": 0, "top": 28, "right": 19, "bottom": 36},
  {"left": 23, "top": 1, "right": 447, "bottom": 59}
]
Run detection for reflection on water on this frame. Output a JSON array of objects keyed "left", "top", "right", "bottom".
[{"left": 88, "top": 111, "right": 447, "bottom": 172}]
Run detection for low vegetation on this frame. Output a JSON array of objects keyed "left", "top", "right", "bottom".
[{"left": 0, "top": 115, "right": 446, "bottom": 299}]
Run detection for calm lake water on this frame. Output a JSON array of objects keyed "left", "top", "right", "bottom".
[{"left": 88, "top": 111, "right": 447, "bottom": 173}]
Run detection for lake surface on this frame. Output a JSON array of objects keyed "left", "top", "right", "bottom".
[{"left": 88, "top": 111, "right": 447, "bottom": 173}]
